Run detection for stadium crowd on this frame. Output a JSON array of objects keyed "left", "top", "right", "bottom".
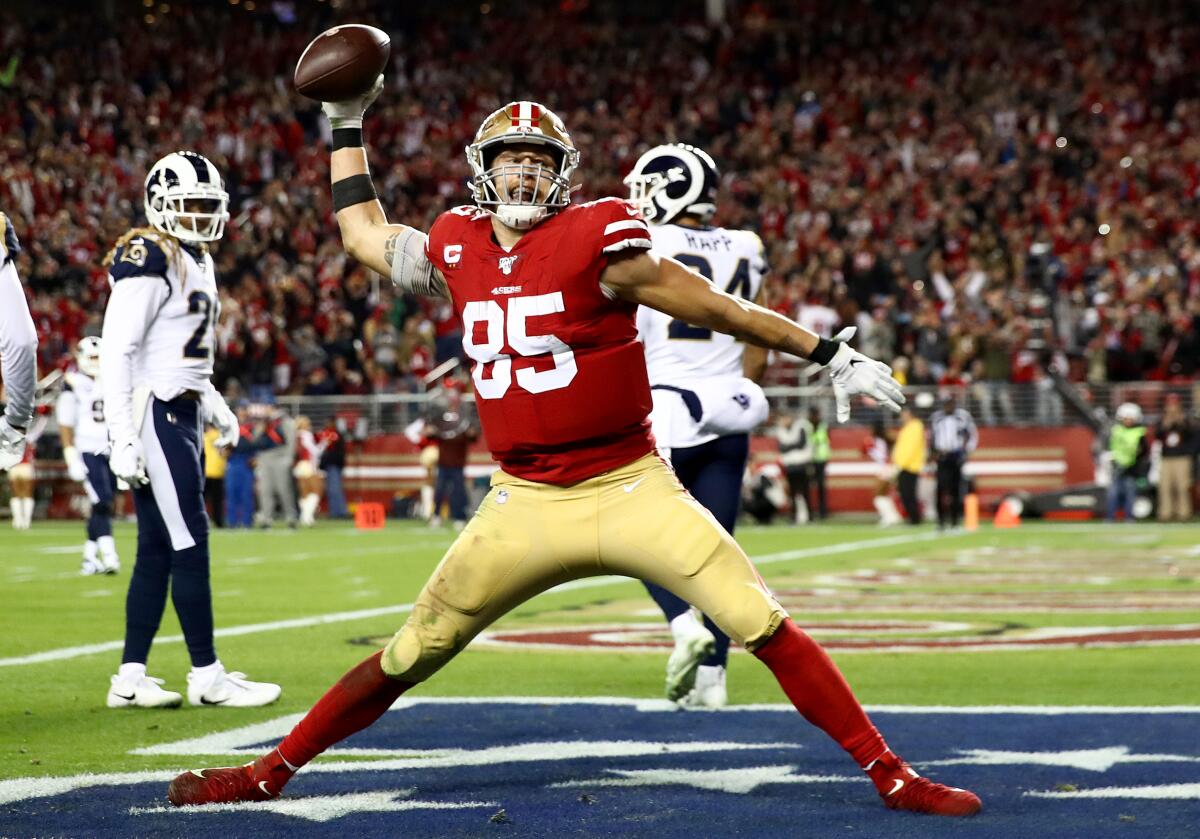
[{"left": 2, "top": 0, "right": 1198, "bottom": 404}]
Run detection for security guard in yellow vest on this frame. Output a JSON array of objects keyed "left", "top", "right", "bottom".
[
  {"left": 808, "top": 406, "right": 830, "bottom": 520},
  {"left": 1107, "top": 402, "right": 1148, "bottom": 522}
]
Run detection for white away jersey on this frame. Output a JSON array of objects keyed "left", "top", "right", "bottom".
[
  {"left": 636, "top": 223, "right": 768, "bottom": 449},
  {"left": 99, "top": 231, "right": 219, "bottom": 442},
  {"left": 637, "top": 224, "right": 767, "bottom": 382},
  {"left": 56, "top": 372, "right": 109, "bottom": 454}
]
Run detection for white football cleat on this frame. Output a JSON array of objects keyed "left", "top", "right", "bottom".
[
  {"left": 107, "top": 674, "right": 183, "bottom": 708},
  {"left": 665, "top": 620, "right": 716, "bottom": 703},
  {"left": 679, "top": 665, "right": 727, "bottom": 709},
  {"left": 188, "top": 666, "right": 282, "bottom": 708},
  {"left": 81, "top": 557, "right": 107, "bottom": 576}
]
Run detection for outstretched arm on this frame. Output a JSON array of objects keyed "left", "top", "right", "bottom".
[
  {"left": 742, "top": 283, "right": 769, "bottom": 382},
  {"left": 324, "top": 78, "right": 446, "bottom": 298},
  {"left": 601, "top": 251, "right": 904, "bottom": 421}
]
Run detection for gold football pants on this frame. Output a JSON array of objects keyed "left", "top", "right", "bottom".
[{"left": 382, "top": 453, "right": 787, "bottom": 682}]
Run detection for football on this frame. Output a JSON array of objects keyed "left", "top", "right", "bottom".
[{"left": 294, "top": 24, "right": 390, "bottom": 102}]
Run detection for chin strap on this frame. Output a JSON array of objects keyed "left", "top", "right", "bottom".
[{"left": 493, "top": 204, "right": 552, "bottom": 230}]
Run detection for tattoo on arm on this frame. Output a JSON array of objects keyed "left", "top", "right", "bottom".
[{"left": 384, "top": 231, "right": 401, "bottom": 268}]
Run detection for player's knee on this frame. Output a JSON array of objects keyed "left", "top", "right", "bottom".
[
  {"left": 380, "top": 603, "right": 465, "bottom": 683},
  {"left": 740, "top": 602, "right": 788, "bottom": 651},
  {"left": 92, "top": 501, "right": 112, "bottom": 519}
]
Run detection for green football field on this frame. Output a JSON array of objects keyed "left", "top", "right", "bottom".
[{"left": 2, "top": 519, "right": 1199, "bottom": 783}]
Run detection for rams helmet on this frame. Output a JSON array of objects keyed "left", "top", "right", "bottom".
[{"left": 144, "top": 151, "right": 230, "bottom": 244}]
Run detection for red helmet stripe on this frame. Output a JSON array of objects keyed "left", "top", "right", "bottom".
[{"left": 509, "top": 101, "right": 541, "bottom": 130}]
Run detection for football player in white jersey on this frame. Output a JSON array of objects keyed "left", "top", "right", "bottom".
[
  {"left": 627, "top": 144, "right": 770, "bottom": 708},
  {"left": 98, "top": 150, "right": 280, "bottom": 710},
  {"left": 0, "top": 212, "right": 38, "bottom": 479},
  {"left": 57, "top": 337, "right": 121, "bottom": 574}
]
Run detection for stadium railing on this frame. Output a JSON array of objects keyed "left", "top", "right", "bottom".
[{"left": 271, "top": 382, "right": 1199, "bottom": 437}]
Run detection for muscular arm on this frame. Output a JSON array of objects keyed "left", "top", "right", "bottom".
[
  {"left": 330, "top": 148, "right": 447, "bottom": 298},
  {"left": 602, "top": 251, "right": 822, "bottom": 360},
  {"left": 742, "top": 283, "right": 769, "bottom": 382}
]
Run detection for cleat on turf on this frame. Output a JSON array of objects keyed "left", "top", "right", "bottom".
[
  {"left": 106, "top": 674, "right": 182, "bottom": 709},
  {"left": 867, "top": 752, "right": 981, "bottom": 817},
  {"left": 167, "top": 763, "right": 278, "bottom": 807},
  {"left": 665, "top": 622, "right": 716, "bottom": 703},
  {"left": 187, "top": 666, "right": 281, "bottom": 708},
  {"left": 81, "top": 557, "right": 108, "bottom": 576},
  {"left": 678, "top": 665, "right": 727, "bottom": 709}
]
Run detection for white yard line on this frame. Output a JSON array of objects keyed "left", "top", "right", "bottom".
[{"left": 0, "top": 530, "right": 962, "bottom": 669}]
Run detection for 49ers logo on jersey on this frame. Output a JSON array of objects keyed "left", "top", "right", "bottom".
[{"left": 462, "top": 293, "right": 577, "bottom": 399}]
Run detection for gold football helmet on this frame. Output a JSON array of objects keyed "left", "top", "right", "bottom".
[{"left": 466, "top": 101, "right": 580, "bottom": 229}]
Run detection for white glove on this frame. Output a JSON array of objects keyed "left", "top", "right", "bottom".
[
  {"left": 64, "top": 445, "right": 88, "bottom": 482},
  {"left": 110, "top": 437, "right": 149, "bottom": 487},
  {"left": 799, "top": 326, "right": 857, "bottom": 378},
  {"left": 826, "top": 342, "right": 906, "bottom": 423},
  {"left": 0, "top": 417, "right": 26, "bottom": 472},
  {"left": 322, "top": 74, "right": 384, "bottom": 130},
  {"left": 203, "top": 391, "right": 239, "bottom": 449}
]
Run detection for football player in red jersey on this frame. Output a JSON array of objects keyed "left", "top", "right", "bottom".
[{"left": 168, "top": 79, "right": 980, "bottom": 818}]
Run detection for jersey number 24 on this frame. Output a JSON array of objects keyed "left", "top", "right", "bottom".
[{"left": 668, "top": 254, "right": 753, "bottom": 340}]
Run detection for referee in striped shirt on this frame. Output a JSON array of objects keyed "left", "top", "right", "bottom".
[{"left": 929, "top": 393, "right": 978, "bottom": 530}]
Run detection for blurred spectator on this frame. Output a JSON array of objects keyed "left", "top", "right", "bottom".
[
  {"left": 1156, "top": 396, "right": 1195, "bottom": 521},
  {"left": 225, "top": 407, "right": 258, "bottom": 529},
  {"left": 808, "top": 406, "right": 830, "bottom": 521},
  {"left": 1, "top": 0, "right": 1198, "bottom": 399},
  {"left": 427, "top": 387, "right": 477, "bottom": 529},
  {"left": 317, "top": 418, "right": 348, "bottom": 520},
  {"left": 253, "top": 410, "right": 297, "bottom": 529},
  {"left": 1108, "top": 403, "right": 1149, "bottom": 522},
  {"left": 203, "top": 425, "right": 227, "bottom": 528},
  {"left": 771, "top": 410, "right": 814, "bottom": 524},
  {"left": 892, "top": 407, "right": 927, "bottom": 525}
]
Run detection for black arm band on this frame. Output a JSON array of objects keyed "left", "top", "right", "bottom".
[
  {"left": 808, "top": 337, "right": 839, "bottom": 366},
  {"left": 331, "top": 174, "right": 378, "bottom": 212},
  {"left": 332, "top": 127, "right": 364, "bottom": 150}
]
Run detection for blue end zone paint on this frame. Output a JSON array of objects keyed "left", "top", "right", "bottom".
[{"left": 3, "top": 703, "right": 1198, "bottom": 838}]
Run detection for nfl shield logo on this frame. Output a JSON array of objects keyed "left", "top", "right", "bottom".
[{"left": 498, "top": 255, "right": 519, "bottom": 276}]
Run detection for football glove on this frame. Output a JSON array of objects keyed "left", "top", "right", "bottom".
[
  {"left": 826, "top": 342, "right": 905, "bottom": 423},
  {"left": 202, "top": 391, "right": 239, "bottom": 449},
  {"left": 0, "top": 417, "right": 26, "bottom": 472},
  {"left": 322, "top": 74, "right": 384, "bottom": 131},
  {"left": 63, "top": 445, "right": 88, "bottom": 482},
  {"left": 110, "top": 437, "right": 149, "bottom": 487}
]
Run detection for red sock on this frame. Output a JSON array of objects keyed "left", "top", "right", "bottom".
[
  {"left": 275, "top": 651, "right": 413, "bottom": 770},
  {"left": 754, "top": 619, "right": 888, "bottom": 768}
]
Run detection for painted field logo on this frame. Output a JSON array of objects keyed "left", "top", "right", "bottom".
[{"left": 1, "top": 700, "right": 1198, "bottom": 838}]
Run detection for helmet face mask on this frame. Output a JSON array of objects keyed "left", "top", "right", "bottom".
[
  {"left": 466, "top": 102, "right": 580, "bottom": 230},
  {"left": 144, "top": 151, "right": 230, "bottom": 244},
  {"left": 625, "top": 143, "right": 719, "bottom": 225},
  {"left": 75, "top": 336, "right": 102, "bottom": 377}
]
